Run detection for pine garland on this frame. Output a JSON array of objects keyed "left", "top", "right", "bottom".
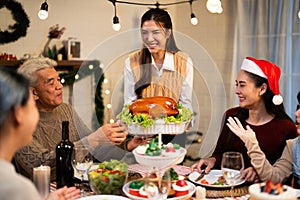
[{"left": 0, "top": 0, "right": 30, "bottom": 44}]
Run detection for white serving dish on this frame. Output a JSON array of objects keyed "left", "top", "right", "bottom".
[
  {"left": 128, "top": 120, "right": 190, "bottom": 135},
  {"left": 133, "top": 147, "right": 186, "bottom": 168}
]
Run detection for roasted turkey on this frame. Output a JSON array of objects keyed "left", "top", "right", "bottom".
[{"left": 129, "top": 96, "right": 179, "bottom": 118}]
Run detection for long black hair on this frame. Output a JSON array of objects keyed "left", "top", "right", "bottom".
[
  {"left": 134, "top": 8, "right": 180, "bottom": 98},
  {"left": 236, "top": 71, "right": 293, "bottom": 122}
]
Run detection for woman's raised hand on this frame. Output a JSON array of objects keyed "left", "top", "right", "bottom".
[{"left": 226, "top": 117, "right": 257, "bottom": 143}]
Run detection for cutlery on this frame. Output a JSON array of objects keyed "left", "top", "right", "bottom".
[{"left": 194, "top": 169, "right": 206, "bottom": 182}]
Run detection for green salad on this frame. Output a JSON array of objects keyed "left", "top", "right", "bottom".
[
  {"left": 118, "top": 103, "right": 192, "bottom": 128},
  {"left": 88, "top": 160, "right": 128, "bottom": 195}
]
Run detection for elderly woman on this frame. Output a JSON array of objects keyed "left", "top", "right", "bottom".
[
  {"left": 227, "top": 95, "right": 300, "bottom": 188},
  {"left": 0, "top": 69, "right": 80, "bottom": 199},
  {"left": 14, "top": 57, "right": 128, "bottom": 181},
  {"left": 191, "top": 57, "right": 298, "bottom": 182}
]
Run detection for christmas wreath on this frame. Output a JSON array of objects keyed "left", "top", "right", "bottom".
[{"left": 0, "top": 0, "right": 30, "bottom": 44}]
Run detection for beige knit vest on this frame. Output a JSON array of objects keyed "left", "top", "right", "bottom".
[{"left": 129, "top": 50, "right": 188, "bottom": 102}]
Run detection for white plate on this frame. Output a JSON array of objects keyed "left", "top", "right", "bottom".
[
  {"left": 188, "top": 170, "right": 245, "bottom": 188},
  {"left": 122, "top": 181, "right": 195, "bottom": 200},
  {"left": 74, "top": 164, "right": 99, "bottom": 181},
  {"left": 78, "top": 195, "right": 130, "bottom": 200}
]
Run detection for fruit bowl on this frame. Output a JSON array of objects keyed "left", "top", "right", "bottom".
[{"left": 133, "top": 147, "right": 187, "bottom": 168}]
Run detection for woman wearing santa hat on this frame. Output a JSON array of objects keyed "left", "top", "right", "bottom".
[
  {"left": 191, "top": 57, "right": 298, "bottom": 183},
  {"left": 226, "top": 93, "right": 300, "bottom": 189}
]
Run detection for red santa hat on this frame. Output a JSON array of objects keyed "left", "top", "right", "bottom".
[{"left": 241, "top": 57, "right": 283, "bottom": 105}]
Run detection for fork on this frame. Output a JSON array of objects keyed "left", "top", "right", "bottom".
[{"left": 194, "top": 169, "right": 206, "bottom": 182}]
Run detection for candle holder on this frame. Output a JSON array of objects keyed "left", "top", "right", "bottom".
[{"left": 33, "top": 165, "right": 51, "bottom": 199}]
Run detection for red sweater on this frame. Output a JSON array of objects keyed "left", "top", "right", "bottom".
[{"left": 212, "top": 107, "right": 298, "bottom": 169}]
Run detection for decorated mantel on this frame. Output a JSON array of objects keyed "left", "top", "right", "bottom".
[{"left": 0, "top": 0, "right": 104, "bottom": 130}]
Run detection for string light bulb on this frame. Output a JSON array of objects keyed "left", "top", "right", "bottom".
[
  {"left": 189, "top": 0, "right": 198, "bottom": 25},
  {"left": 298, "top": 0, "right": 300, "bottom": 19},
  {"left": 206, "top": 0, "right": 223, "bottom": 14},
  {"left": 111, "top": 0, "right": 121, "bottom": 31},
  {"left": 113, "top": 16, "right": 121, "bottom": 31},
  {"left": 38, "top": 0, "right": 48, "bottom": 20},
  {"left": 190, "top": 13, "right": 198, "bottom": 25}
]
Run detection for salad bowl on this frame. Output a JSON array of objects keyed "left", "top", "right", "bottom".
[{"left": 88, "top": 160, "right": 128, "bottom": 195}]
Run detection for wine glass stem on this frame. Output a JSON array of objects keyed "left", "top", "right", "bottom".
[
  {"left": 230, "top": 185, "right": 234, "bottom": 199},
  {"left": 80, "top": 174, "right": 85, "bottom": 196}
]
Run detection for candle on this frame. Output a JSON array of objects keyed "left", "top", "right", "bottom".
[{"left": 33, "top": 165, "right": 51, "bottom": 199}]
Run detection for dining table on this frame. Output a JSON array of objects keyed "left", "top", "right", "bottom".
[{"left": 50, "top": 164, "right": 251, "bottom": 200}]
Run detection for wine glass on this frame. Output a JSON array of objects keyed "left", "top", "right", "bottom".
[
  {"left": 72, "top": 146, "right": 93, "bottom": 197},
  {"left": 221, "top": 151, "right": 244, "bottom": 199},
  {"left": 144, "top": 168, "right": 171, "bottom": 200}
]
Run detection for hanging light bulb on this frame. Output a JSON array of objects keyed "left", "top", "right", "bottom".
[
  {"left": 216, "top": 6, "right": 223, "bottom": 14},
  {"left": 190, "top": 13, "right": 198, "bottom": 25},
  {"left": 38, "top": 0, "right": 48, "bottom": 20},
  {"left": 206, "top": 0, "right": 223, "bottom": 14},
  {"left": 113, "top": 16, "right": 121, "bottom": 31},
  {"left": 298, "top": 1, "right": 300, "bottom": 19},
  {"left": 189, "top": 0, "right": 198, "bottom": 25},
  {"left": 111, "top": 0, "right": 121, "bottom": 31}
]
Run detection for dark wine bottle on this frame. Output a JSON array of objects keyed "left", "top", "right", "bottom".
[{"left": 56, "top": 121, "right": 74, "bottom": 188}]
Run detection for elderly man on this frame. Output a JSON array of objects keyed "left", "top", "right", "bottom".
[{"left": 14, "top": 57, "right": 128, "bottom": 181}]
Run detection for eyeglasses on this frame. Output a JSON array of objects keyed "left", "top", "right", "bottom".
[{"left": 297, "top": 104, "right": 300, "bottom": 110}]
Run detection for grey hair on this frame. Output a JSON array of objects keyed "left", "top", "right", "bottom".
[
  {"left": 0, "top": 69, "right": 30, "bottom": 128},
  {"left": 18, "top": 57, "right": 57, "bottom": 87}
]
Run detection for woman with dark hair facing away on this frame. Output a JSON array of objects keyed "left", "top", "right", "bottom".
[
  {"left": 123, "top": 8, "right": 193, "bottom": 150},
  {"left": 0, "top": 69, "right": 80, "bottom": 200},
  {"left": 191, "top": 57, "right": 298, "bottom": 183}
]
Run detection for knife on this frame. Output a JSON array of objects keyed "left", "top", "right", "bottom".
[{"left": 194, "top": 169, "right": 206, "bottom": 182}]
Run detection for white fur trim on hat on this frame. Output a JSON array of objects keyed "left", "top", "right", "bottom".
[
  {"left": 273, "top": 95, "right": 283, "bottom": 105},
  {"left": 241, "top": 59, "right": 268, "bottom": 79}
]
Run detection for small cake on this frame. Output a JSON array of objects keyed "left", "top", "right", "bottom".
[
  {"left": 172, "top": 179, "right": 190, "bottom": 197},
  {"left": 249, "top": 180, "right": 297, "bottom": 200},
  {"left": 129, "top": 180, "right": 147, "bottom": 198},
  {"left": 138, "top": 186, "right": 148, "bottom": 198}
]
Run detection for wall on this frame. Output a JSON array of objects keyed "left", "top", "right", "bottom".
[{"left": 0, "top": 0, "right": 236, "bottom": 157}]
